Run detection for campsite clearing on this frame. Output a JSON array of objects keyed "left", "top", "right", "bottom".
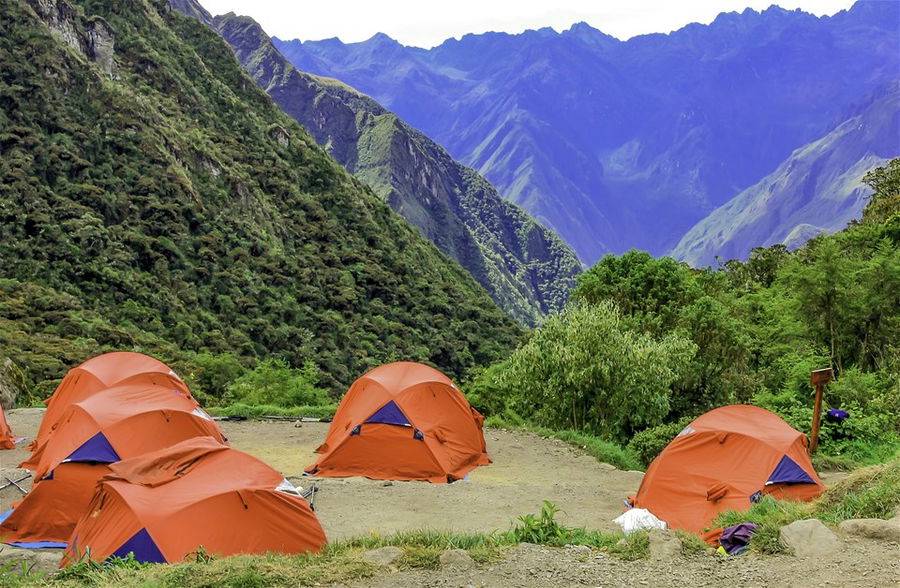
[{"left": 1, "top": 408, "right": 643, "bottom": 540}]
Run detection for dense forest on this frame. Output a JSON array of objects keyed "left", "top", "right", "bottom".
[
  {"left": 469, "top": 159, "right": 900, "bottom": 466},
  {"left": 0, "top": 0, "right": 521, "bottom": 399}
]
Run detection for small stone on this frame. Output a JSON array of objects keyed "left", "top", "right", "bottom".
[
  {"left": 566, "top": 544, "right": 592, "bottom": 558},
  {"left": 616, "top": 538, "right": 628, "bottom": 548},
  {"left": 0, "top": 547, "right": 62, "bottom": 575},
  {"left": 838, "top": 518, "right": 900, "bottom": 542},
  {"left": 648, "top": 529, "right": 681, "bottom": 561},
  {"left": 362, "top": 546, "right": 403, "bottom": 566},
  {"left": 439, "top": 548, "right": 474, "bottom": 569},
  {"left": 382, "top": 481, "right": 393, "bottom": 487},
  {"left": 779, "top": 519, "right": 841, "bottom": 557}
]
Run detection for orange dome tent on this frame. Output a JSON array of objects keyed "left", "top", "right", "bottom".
[
  {"left": 632, "top": 405, "right": 824, "bottom": 538},
  {"left": 1, "top": 383, "right": 225, "bottom": 545},
  {"left": 0, "top": 405, "right": 17, "bottom": 450},
  {"left": 306, "top": 362, "right": 490, "bottom": 482},
  {"left": 62, "top": 437, "right": 326, "bottom": 565},
  {"left": 35, "top": 352, "right": 190, "bottom": 448}
]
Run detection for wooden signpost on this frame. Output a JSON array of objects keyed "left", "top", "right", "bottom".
[{"left": 809, "top": 368, "right": 834, "bottom": 453}]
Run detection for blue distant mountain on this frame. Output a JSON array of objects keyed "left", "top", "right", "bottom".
[{"left": 273, "top": 1, "right": 900, "bottom": 264}]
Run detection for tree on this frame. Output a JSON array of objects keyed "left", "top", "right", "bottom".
[{"left": 471, "top": 301, "right": 696, "bottom": 441}]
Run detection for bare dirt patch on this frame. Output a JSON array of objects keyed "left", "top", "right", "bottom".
[{"left": 2, "top": 409, "right": 643, "bottom": 540}]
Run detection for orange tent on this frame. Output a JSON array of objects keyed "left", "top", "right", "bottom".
[
  {"left": 0, "top": 463, "right": 107, "bottom": 544},
  {"left": 35, "top": 352, "right": 190, "bottom": 448},
  {"left": 306, "top": 362, "right": 490, "bottom": 482},
  {"left": 63, "top": 437, "right": 326, "bottom": 565},
  {"left": 1, "top": 384, "right": 225, "bottom": 544},
  {"left": 632, "top": 405, "right": 824, "bottom": 537},
  {"left": 0, "top": 405, "right": 16, "bottom": 450}
]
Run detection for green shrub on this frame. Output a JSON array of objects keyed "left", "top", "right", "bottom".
[
  {"left": 225, "top": 359, "right": 329, "bottom": 408},
  {"left": 626, "top": 417, "right": 692, "bottom": 467}
]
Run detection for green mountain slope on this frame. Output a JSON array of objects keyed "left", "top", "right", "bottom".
[
  {"left": 671, "top": 84, "right": 900, "bottom": 266},
  {"left": 0, "top": 0, "right": 521, "bottom": 392},
  {"left": 200, "top": 11, "right": 580, "bottom": 325}
]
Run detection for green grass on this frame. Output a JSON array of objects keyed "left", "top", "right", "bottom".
[
  {"left": 485, "top": 418, "right": 643, "bottom": 471},
  {"left": 712, "top": 458, "right": 900, "bottom": 554},
  {"left": 205, "top": 403, "right": 337, "bottom": 420}
]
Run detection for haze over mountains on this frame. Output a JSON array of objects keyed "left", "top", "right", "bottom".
[{"left": 273, "top": 1, "right": 900, "bottom": 265}]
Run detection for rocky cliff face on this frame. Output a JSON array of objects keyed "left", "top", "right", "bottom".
[
  {"left": 203, "top": 10, "right": 580, "bottom": 324},
  {"left": 23, "top": 0, "right": 117, "bottom": 77}
]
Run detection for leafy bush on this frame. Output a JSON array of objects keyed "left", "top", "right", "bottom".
[
  {"left": 225, "top": 359, "right": 330, "bottom": 408},
  {"left": 471, "top": 301, "right": 695, "bottom": 441},
  {"left": 626, "top": 417, "right": 692, "bottom": 467}
]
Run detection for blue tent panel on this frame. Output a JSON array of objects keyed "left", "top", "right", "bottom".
[
  {"left": 767, "top": 455, "right": 816, "bottom": 485},
  {"left": 5, "top": 541, "right": 67, "bottom": 549},
  {"left": 65, "top": 432, "right": 120, "bottom": 464},
  {"left": 365, "top": 401, "right": 410, "bottom": 426},
  {"left": 110, "top": 528, "right": 166, "bottom": 563}
]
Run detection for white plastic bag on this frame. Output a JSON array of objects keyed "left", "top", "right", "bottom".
[{"left": 612, "top": 508, "right": 667, "bottom": 535}]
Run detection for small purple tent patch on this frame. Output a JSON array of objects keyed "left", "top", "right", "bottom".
[
  {"left": 111, "top": 528, "right": 166, "bottom": 563},
  {"left": 365, "top": 401, "right": 411, "bottom": 427},
  {"left": 766, "top": 455, "right": 815, "bottom": 485},
  {"left": 64, "top": 432, "right": 120, "bottom": 464}
]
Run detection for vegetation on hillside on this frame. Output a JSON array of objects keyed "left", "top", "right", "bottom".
[
  {"left": 471, "top": 158, "right": 900, "bottom": 467},
  {"left": 209, "top": 10, "right": 581, "bottom": 325},
  {"left": 0, "top": 0, "right": 521, "bottom": 401}
]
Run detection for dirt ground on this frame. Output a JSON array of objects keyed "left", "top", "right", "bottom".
[
  {"left": 1, "top": 408, "right": 891, "bottom": 587},
  {"left": 1, "top": 408, "right": 644, "bottom": 540}
]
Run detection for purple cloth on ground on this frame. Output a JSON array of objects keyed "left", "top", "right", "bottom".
[{"left": 720, "top": 522, "right": 759, "bottom": 555}]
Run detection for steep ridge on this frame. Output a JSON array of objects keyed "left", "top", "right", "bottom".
[
  {"left": 273, "top": 2, "right": 899, "bottom": 263},
  {"left": 197, "top": 10, "right": 581, "bottom": 324},
  {"left": 671, "top": 82, "right": 900, "bottom": 266},
  {"left": 0, "top": 0, "right": 521, "bottom": 391}
]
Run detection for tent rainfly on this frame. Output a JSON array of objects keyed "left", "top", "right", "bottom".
[
  {"left": 306, "top": 362, "right": 490, "bottom": 483},
  {"left": 63, "top": 437, "right": 326, "bottom": 565}
]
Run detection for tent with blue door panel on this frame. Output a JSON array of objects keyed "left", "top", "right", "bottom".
[
  {"left": 0, "top": 382, "right": 225, "bottom": 545},
  {"left": 632, "top": 405, "right": 825, "bottom": 539},
  {"left": 33, "top": 352, "right": 190, "bottom": 450},
  {"left": 62, "top": 437, "right": 326, "bottom": 566},
  {"left": 305, "top": 362, "right": 490, "bottom": 482}
]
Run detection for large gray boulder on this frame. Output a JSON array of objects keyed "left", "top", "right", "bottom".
[
  {"left": 838, "top": 518, "right": 900, "bottom": 542},
  {"left": 779, "top": 519, "right": 841, "bottom": 557}
]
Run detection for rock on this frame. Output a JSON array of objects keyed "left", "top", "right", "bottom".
[
  {"left": 361, "top": 546, "right": 402, "bottom": 567},
  {"left": 86, "top": 16, "right": 116, "bottom": 77},
  {"left": 0, "top": 358, "right": 27, "bottom": 410},
  {"left": 838, "top": 518, "right": 900, "bottom": 542},
  {"left": 439, "top": 548, "right": 474, "bottom": 569},
  {"left": 0, "top": 546, "right": 62, "bottom": 575},
  {"left": 648, "top": 529, "right": 682, "bottom": 561},
  {"left": 565, "top": 544, "right": 592, "bottom": 558},
  {"left": 382, "top": 481, "right": 393, "bottom": 487},
  {"left": 779, "top": 519, "right": 841, "bottom": 557}
]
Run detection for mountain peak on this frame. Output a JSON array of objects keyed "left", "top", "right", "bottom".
[{"left": 365, "top": 31, "right": 401, "bottom": 46}]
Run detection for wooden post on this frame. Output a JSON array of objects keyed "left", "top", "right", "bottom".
[{"left": 809, "top": 368, "right": 834, "bottom": 453}]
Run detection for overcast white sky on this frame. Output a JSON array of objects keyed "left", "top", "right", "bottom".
[{"left": 199, "top": 0, "right": 857, "bottom": 48}]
